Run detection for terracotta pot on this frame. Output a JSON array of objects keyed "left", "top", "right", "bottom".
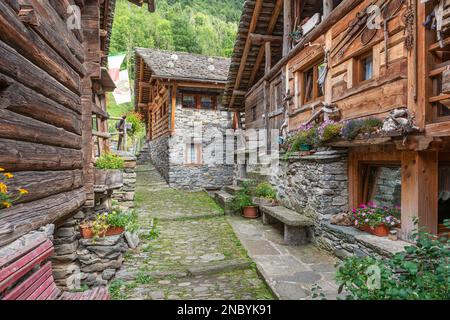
[
  {"left": 80, "top": 225, "right": 94, "bottom": 239},
  {"left": 370, "top": 225, "right": 390, "bottom": 237},
  {"left": 356, "top": 224, "right": 390, "bottom": 237},
  {"left": 243, "top": 206, "right": 259, "bottom": 219},
  {"left": 106, "top": 226, "right": 125, "bottom": 236}
]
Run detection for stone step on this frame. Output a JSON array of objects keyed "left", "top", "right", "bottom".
[
  {"left": 213, "top": 190, "right": 235, "bottom": 215},
  {"left": 224, "top": 185, "right": 243, "bottom": 195}
]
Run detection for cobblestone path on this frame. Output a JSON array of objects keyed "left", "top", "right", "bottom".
[{"left": 109, "top": 164, "right": 274, "bottom": 300}]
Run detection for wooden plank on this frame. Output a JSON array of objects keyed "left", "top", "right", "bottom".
[
  {"left": 5, "top": 170, "right": 83, "bottom": 204},
  {"left": 0, "top": 2, "right": 81, "bottom": 93},
  {"left": 401, "top": 151, "right": 438, "bottom": 238},
  {"left": 0, "top": 109, "right": 81, "bottom": 149},
  {"left": 0, "top": 40, "right": 80, "bottom": 112},
  {"left": 0, "top": 188, "right": 86, "bottom": 247},
  {"left": 0, "top": 138, "right": 83, "bottom": 171},
  {"left": 0, "top": 73, "right": 82, "bottom": 134}
]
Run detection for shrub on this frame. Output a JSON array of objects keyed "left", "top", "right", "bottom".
[
  {"left": 126, "top": 112, "right": 145, "bottom": 138},
  {"left": 231, "top": 180, "right": 255, "bottom": 211},
  {"left": 361, "top": 117, "right": 383, "bottom": 134},
  {"left": 254, "top": 182, "right": 277, "bottom": 200},
  {"left": 336, "top": 220, "right": 450, "bottom": 300},
  {"left": 95, "top": 153, "right": 124, "bottom": 170},
  {"left": 107, "top": 209, "right": 138, "bottom": 231},
  {"left": 341, "top": 119, "right": 365, "bottom": 140},
  {"left": 317, "top": 120, "right": 343, "bottom": 145},
  {"left": 0, "top": 167, "right": 28, "bottom": 209}
]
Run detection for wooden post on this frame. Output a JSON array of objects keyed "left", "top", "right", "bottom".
[
  {"left": 401, "top": 151, "right": 438, "bottom": 240},
  {"left": 283, "top": 0, "right": 292, "bottom": 57},
  {"left": 171, "top": 83, "right": 177, "bottom": 133},
  {"left": 323, "top": 0, "right": 333, "bottom": 19},
  {"left": 265, "top": 42, "right": 272, "bottom": 74}
]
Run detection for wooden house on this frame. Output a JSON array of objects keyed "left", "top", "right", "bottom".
[
  {"left": 224, "top": 0, "right": 450, "bottom": 242},
  {"left": 135, "top": 48, "right": 235, "bottom": 189},
  {"left": 0, "top": 0, "right": 155, "bottom": 248}
]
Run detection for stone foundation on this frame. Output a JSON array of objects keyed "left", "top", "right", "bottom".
[
  {"left": 268, "top": 150, "right": 406, "bottom": 258},
  {"left": 148, "top": 136, "right": 170, "bottom": 181}
]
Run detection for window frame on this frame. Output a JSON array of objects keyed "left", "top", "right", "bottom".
[
  {"left": 181, "top": 93, "right": 218, "bottom": 110},
  {"left": 355, "top": 51, "right": 374, "bottom": 85},
  {"left": 184, "top": 142, "right": 202, "bottom": 166},
  {"left": 296, "top": 61, "right": 325, "bottom": 107}
]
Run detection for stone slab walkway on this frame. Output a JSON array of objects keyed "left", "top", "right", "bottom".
[
  {"left": 109, "top": 164, "right": 274, "bottom": 300},
  {"left": 228, "top": 216, "right": 340, "bottom": 300}
]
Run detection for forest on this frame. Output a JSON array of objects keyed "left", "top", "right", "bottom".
[{"left": 107, "top": 0, "right": 243, "bottom": 117}]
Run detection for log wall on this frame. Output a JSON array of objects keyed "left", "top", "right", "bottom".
[{"left": 0, "top": 0, "right": 101, "bottom": 246}]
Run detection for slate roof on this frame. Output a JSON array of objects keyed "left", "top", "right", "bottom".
[{"left": 135, "top": 48, "right": 230, "bottom": 83}]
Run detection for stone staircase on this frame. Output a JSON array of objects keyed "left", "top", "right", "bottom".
[{"left": 137, "top": 143, "right": 151, "bottom": 165}]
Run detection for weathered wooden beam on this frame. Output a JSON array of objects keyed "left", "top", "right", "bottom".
[
  {"left": 248, "top": 33, "right": 283, "bottom": 45},
  {"left": 0, "top": 40, "right": 81, "bottom": 112},
  {"left": 0, "top": 188, "right": 86, "bottom": 247},
  {"left": 252, "top": 0, "right": 365, "bottom": 95},
  {"left": 0, "top": 138, "right": 83, "bottom": 172},
  {"left": 0, "top": 73, "right": 82, "bottom": 134},
  {"left": 248, "top": 0, "right": 283, "bottom": 87},
  {"left": 0, "top": 109, "right": 82, "bottom": 149},
  {"left": 6, "top": 170, "right": 83, "bottom": 205},
  {"left": 229, "top": 0, "right": 264, "bottom": 109},
  {"left": 265, "top": 42, "right": 272, "bottom": 75},
  {"left": 283, "top": 0, "right": 293, "bottom": 57},
  {"left": 323, "top": 0, "right": 333, "bottom": 19}
]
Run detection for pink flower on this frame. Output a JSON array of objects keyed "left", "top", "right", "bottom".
[{"left": 355, "top": 220, "right": 358, "bottom": 226}]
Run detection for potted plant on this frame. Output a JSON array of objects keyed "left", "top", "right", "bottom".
[
  {"left": 94, "top": 153, "right": 124, "bottom": 190},
  {"left": 351, "top": 202, "right": 400, "bottom": 237},
  {"left": 79, "top": 209, "right": 137, "bottom": 239},
  {"left": 232, "top": 182, "right": 258, "bottom": 219},
  {"left": 253, "top": 182, "right": 278, "bottom": 207},
  {"left": 288, "top": 123, "right": 318, "bottom": 155},
  {"left": 317, "top": 120, "right": 343, "bottom": 146}
]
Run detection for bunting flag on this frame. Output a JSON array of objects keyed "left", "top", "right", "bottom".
[{"left": 108, "top": 54, "right": 132, "bottom": 105}]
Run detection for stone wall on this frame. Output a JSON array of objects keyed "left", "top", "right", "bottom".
[
  {"left": 167, "top": 105, "right": 234, "bottom": 190},
  {"left": 112, "top": 153, "right": 137, "bottom": 210},
  {"left": 270, "top": 150, "right": 349, "bottom": 220},
  {"left": 148, "top": 135, "right": 170, "bottom": 181},
  {"left": 269, "top": 150, "right": 405, "bottom": 259}
]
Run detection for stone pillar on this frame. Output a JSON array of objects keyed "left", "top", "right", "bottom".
[{"left": 112, "top": 153, "right": 137, "bottom": 210}]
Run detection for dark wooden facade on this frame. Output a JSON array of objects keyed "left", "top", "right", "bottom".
[
  {"left": 224, "top": 0, "right": 450, "bottom": 240},
  {"left": 0, "top": 0, "right": 155, "bottom": 247}
]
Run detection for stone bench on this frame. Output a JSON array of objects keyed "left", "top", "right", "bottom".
[{"left": 260, "top": 206, "right": 313, "bottom": 245}]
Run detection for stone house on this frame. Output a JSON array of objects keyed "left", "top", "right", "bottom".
[
  {"left": 134, "top": 48, "right": 235, "bottom": 190},
  {"left": 222, "top": 0, "right": 450, "bottom": 257}
]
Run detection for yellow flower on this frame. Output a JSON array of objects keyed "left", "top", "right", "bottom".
[
  {"left": 0, "top": 168, "right": 4, "bottom": 172},
  {"left": 19, "top": 189, "right": 28, "bottom": 195},
  {"left": 0, "top": 182, "right": 7, "bottom": 194},
  {"left": 4, "top": 173, "right": 13, "bottom": 179},
  {"left": 2, "top": 201, "right": 11, "bottom": 208}
]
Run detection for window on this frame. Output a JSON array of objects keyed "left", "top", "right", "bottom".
[
  {"left": 298, "top": 62, "right": 324, "bottom": 105},
  {"left": 357, "top": 53, "right": 374, "bottom": 83},
  {"left": 182, "top": 94, "right": 217, "bottom": 110},
  {"left": 182, "top": 95, "right": 196, "bottom": 108},
  {"left": 359, "top": 164, "right": 402, "bottom": 209},
  {"left": 184, "top": 143, "right": 202, "bottom": 165}
]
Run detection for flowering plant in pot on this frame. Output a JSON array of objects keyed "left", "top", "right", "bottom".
[
  {"left": 253, "top": 182, "right": 278, "bottom": 207},
  {"left": 80, "top": 209, "right": 138, "bottom": 239},
  {"left": 351, "top": 202, "right": 400, "bottom": 237}
]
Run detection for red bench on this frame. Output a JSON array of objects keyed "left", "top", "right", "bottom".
[{"left": 0, "top": 237, "right": 110, "bottom": 300}]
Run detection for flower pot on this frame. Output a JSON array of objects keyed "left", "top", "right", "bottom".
[
  {"left": 243, "top": 206, "right": 259, "bottom": 219},
  {"left": 356, "top": 224, "right": 390, "bottom": 237},
  {"left": 80, "top": 224, "right": 94, "bottom": 239},
  {"left": 370, "top": 225, "right": 390, "bottom": 237},
  {"left": 299, "top": 144, "right": 311, "bottom": 151},
  {"left": 105, "top": 226, "right": 125, "bottom": 237}
]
